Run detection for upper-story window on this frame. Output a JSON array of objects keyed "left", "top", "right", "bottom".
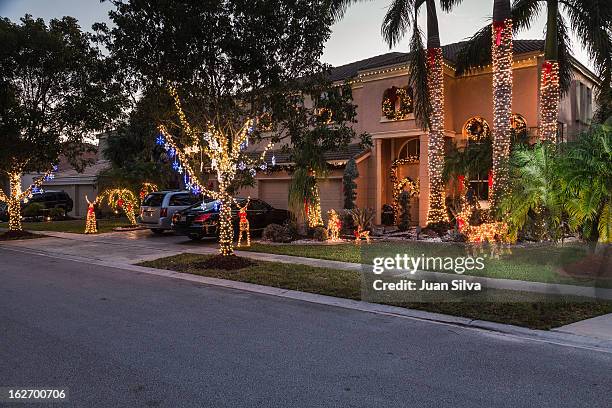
[
  {"left": 397, "top": 138, "right": 420, "bottom": 160},
  {"left": 573, "top": 80, "right": 594, "bottom": 124},
  {"left": 382, "top": 86, "right": 414, "bottom": 120},
  {"left": 463, "top": 116, "right": 491, "bottom": 145}
]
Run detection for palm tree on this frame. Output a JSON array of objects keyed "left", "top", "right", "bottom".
[
  {"left": 442, "top": 0, "right": 515, "bottom": 209},
  {"left": 558, "top": 123, "right": 612, "bottom": 243},
  {"left": 380, "top": 0, "right": 448, "bottom": 224}
]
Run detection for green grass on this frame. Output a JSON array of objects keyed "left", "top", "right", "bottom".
[
  {"left": 140, "top": 253, "right": 612, "bottom": 330},
  {"left": 6, "top": 218, "right": 134, "bottom": 234},
  {"left": 242, "top": 241, "right": 612, "bottom": 288}
]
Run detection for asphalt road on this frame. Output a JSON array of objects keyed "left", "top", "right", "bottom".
[{"left": 1, "top": 248, "right": 611, "bottom": 408}]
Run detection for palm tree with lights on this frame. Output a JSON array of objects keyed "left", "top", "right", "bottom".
[{"left": 381, "top": 0, "right": 448, "bottom": 224}]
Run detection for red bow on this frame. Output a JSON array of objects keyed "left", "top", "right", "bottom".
[
  {"left": 488, "top": 171, "right": 493, "bottom": 189},
  {"left": 493, "top": 21, "right": 506, "bottom": 46},
  {"left": 457, "top": 218, "right": 465, "bottom": 231},
  {"left": 457, "top": 175, "right": 465, "bottom": 193}
]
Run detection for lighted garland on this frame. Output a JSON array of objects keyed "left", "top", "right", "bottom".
[
  {"left": 105, "top": 189, "right": 138, "bottom": 225},
  {"left": 426, "top": 47, "right": 449, "bottom": 224},
  {"left": 160, "top": 85, "right": 274, "bottom": 256},
  {"left": 381, "top": 86, "right": 413, "bottom": 120},
  {"left": 390, "top": 157, "right": 420, "bottom": 224},
  {"left": 539, "top": 60, "right": 560, "bottom": 143},
  {"left": 139, "top": 182, "right": 159, "bottom": 201},
  {"left": 490, "top": 18, "right": 513, "bottom": 208},
  {"left": 463, "top": 116, "right": 492, "bottom": 144}
]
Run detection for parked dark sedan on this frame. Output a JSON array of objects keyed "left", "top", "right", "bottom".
[
  {"left": 172, "top": 197, "right": 291, "bottom": 241},
  {"left": 0, "top": 190, "right": 73, "bottom": 221}
]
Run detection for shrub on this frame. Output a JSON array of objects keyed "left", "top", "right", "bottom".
[
  {"left": 283, "top": 219, "right": 299, "bottom": 240},
  {"left": 262, "top": 223, "right": 293, "bottom": 243},
  {"left": 398, "top": 191, "right": 411, "bottom": 231},
  {"left": 312, "top": 226, "right": 328, "bottom": 241},
  {"left": 49, "top": 207, "right": 66, "bottom": 220},
  {"left": 343, "top": 158, "right": 359, "bottom": 209},
  {"left": 341, "top": 210, "right": 354, "bottom": 234},
  {"left": 426, "top": 220, "right": 452, "bottom": 236},
  {"left": 23, "top": 203, "right": 44, "bottom": 218},
  {"left": 349, "top": 207, "right": 375, "bottom": 231}
]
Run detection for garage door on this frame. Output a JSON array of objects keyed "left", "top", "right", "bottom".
[
  {"left": 259, "top": 180, "right": 290, "bottom": 210},
  {"left": 318, "top": 179, "right": 342, "bottom": 216}
]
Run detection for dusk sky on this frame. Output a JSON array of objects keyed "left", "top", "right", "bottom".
[{"left": 0, "top": 0, "right": 594, "bottom": 70}]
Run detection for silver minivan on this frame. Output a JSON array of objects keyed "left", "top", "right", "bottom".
[{"left": 139, "top": 191, "right": 203, "bottom": 234}]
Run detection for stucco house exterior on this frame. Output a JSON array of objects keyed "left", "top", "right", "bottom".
[{"left": 240, "top": 39, "right": 599, "bottom": 226}]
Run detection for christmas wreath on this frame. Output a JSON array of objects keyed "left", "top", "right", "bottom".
[{"left": 382, "top": 86, "right": 414, "bottom": 120}]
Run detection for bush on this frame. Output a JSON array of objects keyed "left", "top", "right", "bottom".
[
  {"left": 49, "top": 207, "right": 66, "bottom": 220},
  {"left": 283, "top": 219, "right": 299, "bottom": 240},
  {"left": 262, "top": 223, "right": 293, "bottom": 243},
  {"left": 426, "top": 220, "right": 452, "bottom": 236},
  {"left": 312, "top": 226, "right": 328, "bottom": 241},
  {"left": 341, "top": 210, "right": 354, "bottom": 235},
  {"left": 398, "top": 191, "right": 411, "bottom": 231},
  {"left": 23, "top": 203, "right": 44, "bottom": 218}
]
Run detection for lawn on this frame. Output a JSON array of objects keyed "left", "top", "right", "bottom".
[
  {"left": 0, "top": 218, "right": 134, "bottom": 234},
  {"left": 140, "top": 253, "right": 612, "bottom": 330},
  {"left": 242, "top": 241, "right": 612, "bottom": 289}
]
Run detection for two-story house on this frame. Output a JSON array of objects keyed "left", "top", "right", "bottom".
[{"left": 238, "top": 39, "right": 599, "bottom": 227}]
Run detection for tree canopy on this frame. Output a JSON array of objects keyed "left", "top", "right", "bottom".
[{"left": 0, "top": 15, "right": 123, "bottom": 176}]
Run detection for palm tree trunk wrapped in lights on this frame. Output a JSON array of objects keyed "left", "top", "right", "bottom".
[
  {"left": 1, "top": 169, "right": 53, "bottom": 232},
  {"left": 490, "top": 0, "right": 513, "bottom": 208},
  {"left": 382, "top": 0, "right": 448, "bottom": 225},
  {"left": 539, "top": 0, "right": 560, "bottom": 143}
]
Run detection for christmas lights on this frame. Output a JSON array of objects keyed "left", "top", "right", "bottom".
[
  {"left": 381, "top": 86, "right": 413, "bottom": 120},
  {"left": 390, "top": 157, "right": 419, "bottom": 224},
  {"left": 160, "top": 86, "right": 273, "bottom": 256},
  {"left": 139, "top": 182, "right": 159, "bottom": 201},
  {"left": 326, "top": 209, "right": 341, "bottom": 242},
  {"left": 307, "top": 184, "right": 323, "bottom": 228},
  {"left": 539, "top": 60, "right": 559, "bottom": 143},
  {"left": 354, "top": 226, "right": 371, "bottom": 245},
  {"left": 84, "top": 195, "right": 98, "bottom": 234},
  {"left": 426, "top": 47, "right": 448, "bottom": 224},
  {"left": 490, "top": 18, "right": 513, "bottom": 208},
  {"left": 236, "top": 198, "right": 251, "bottom": 247},
  {"left": 1, "top": 168, "right": 54, "bottom": 231},
  {"left": 105, "top": 189, "right": 138, "bottom": 225}
]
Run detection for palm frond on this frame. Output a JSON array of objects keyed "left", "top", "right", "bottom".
[
  {"left": 381, "top": 0, "right": 412, "bottom": 48},
  {"left": 407, "top": 22, "right": 431, "bottom": 129},
  {"left": 328, "top": 0, "right": 371, "bottom": 22},
  {"left": 512, "top": 0, "right": 541, "bottom": 31},
  {"left": 439, "top": 0, "right": 465, "bottom": 12},
  {"left": 454, "top": 24, "right": 492, "bottom": 76}
]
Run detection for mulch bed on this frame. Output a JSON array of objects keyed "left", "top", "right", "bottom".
[
  {"left": 0, "top": 230, "right": 45, "bottom": 241},
  {"left": 195, "top": 255, "right": 255, "bottom": 270}
]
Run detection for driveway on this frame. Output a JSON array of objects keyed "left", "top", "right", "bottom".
[{"left": 1, "top": 248, "right": 611, "bottom": 407}]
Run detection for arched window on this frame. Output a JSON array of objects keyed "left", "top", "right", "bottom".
[
  {"left": 511, "top": 113, "right": 528, "bottom": 143},
  {"left": 462, "top": 116, "right": 491, "bottom": 144},
  {"left": 397, "top": 138, "right": 420, "bottom": 160}
]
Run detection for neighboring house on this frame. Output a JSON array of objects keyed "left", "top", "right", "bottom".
[
  {"left": 239, "top": 39, "right": 598, "bottom": 226},
  {"left": 20, "top": 134, "right": 111, "bottom": 218}
]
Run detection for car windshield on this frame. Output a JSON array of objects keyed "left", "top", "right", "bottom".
[{"left": 142, "top": 193, "right": 166, "bottom": 207}]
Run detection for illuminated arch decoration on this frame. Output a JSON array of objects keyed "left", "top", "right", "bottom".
[
  {"left": 105, "top": 188, "right": 138, "bottom": 226},
  {"left": 382, "top": 86, "right": 414, "bottom": 120},
  {"left": 390, "top": 157, "right": 420, "bottom": 223},
  {"left": 463, "top": 116, "right": 492, "bottom": 144},
  {"left": 139, "top": 182, "right": 159, "bottom": 201}
]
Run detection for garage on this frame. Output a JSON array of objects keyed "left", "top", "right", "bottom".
[{"left": 258, "top": 179, "right": 291, "bottom": 210}]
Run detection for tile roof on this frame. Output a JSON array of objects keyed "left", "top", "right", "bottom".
[{"left": 329, "top": 39, "right": 545, "bottom": 82}]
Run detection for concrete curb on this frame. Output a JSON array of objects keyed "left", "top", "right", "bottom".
[{"left": 2, "top": 244, "right": 612, "bottom": 354}]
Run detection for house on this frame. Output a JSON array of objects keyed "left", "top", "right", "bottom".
[
  {"left": 20, "top": 134, "right": 111, "bottom": 218},
  {"left": 239, "top": 39, "right": 599, "bottom": 226}
]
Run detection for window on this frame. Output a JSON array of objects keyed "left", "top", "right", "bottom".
[
  {"left": 169, "top": 193, "right": 200, "bottom": 206},
  {"left": 463, "top": 116, "right": 491, "bottom": 144},
  {"left": 142, "top": 193, "right": 166, "bottom": 207},
  {"left": 511, "top": 113, "right": 528, "bottom": 144},
  {"left": 397, "top": 139, "right": 420, "bottom": 160}
]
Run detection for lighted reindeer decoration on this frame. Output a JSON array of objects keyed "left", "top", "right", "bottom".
[
  {"left": 456, "top": 207, "right": 510, "bottom": 258},
  {"left": 237, "top": 198, "right": 251, "bottom": 247}
]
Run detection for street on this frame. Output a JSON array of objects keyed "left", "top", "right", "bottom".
[{"left": 1, "top": 248, "right": 611, "bottom": 407}]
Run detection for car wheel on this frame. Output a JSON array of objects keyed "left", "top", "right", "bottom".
[{"left": 151, "top": 229, "right": 165, "bottom": 235}]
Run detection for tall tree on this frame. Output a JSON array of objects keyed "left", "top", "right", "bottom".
[
  {"left": 0, "top": 16, "right": 123, "bottom": 231},
  {"left": 441, "top": 0, "right": 514, "bottom": 210},
  {"left": 100, "top": 0, "right": 354, "bottom": 256},
  {"left": 382, "top": 0, "right": 449, "bottom": 225}
]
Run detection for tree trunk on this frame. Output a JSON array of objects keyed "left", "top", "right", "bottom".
[
  {"left": 8, "top": 172, "right": 23, "bottom": 231},
  {"left": 490, "top": 0, "right": 513, "bottom": 209},
  {"left": 425, "top": 0, "right": 448, "bottom": 225},
  {"left": 218, "top": 192, "right": 234, "bottom": 256},
  {"left": 539, "top": 0, "right": 560, "bottom": 143}
]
